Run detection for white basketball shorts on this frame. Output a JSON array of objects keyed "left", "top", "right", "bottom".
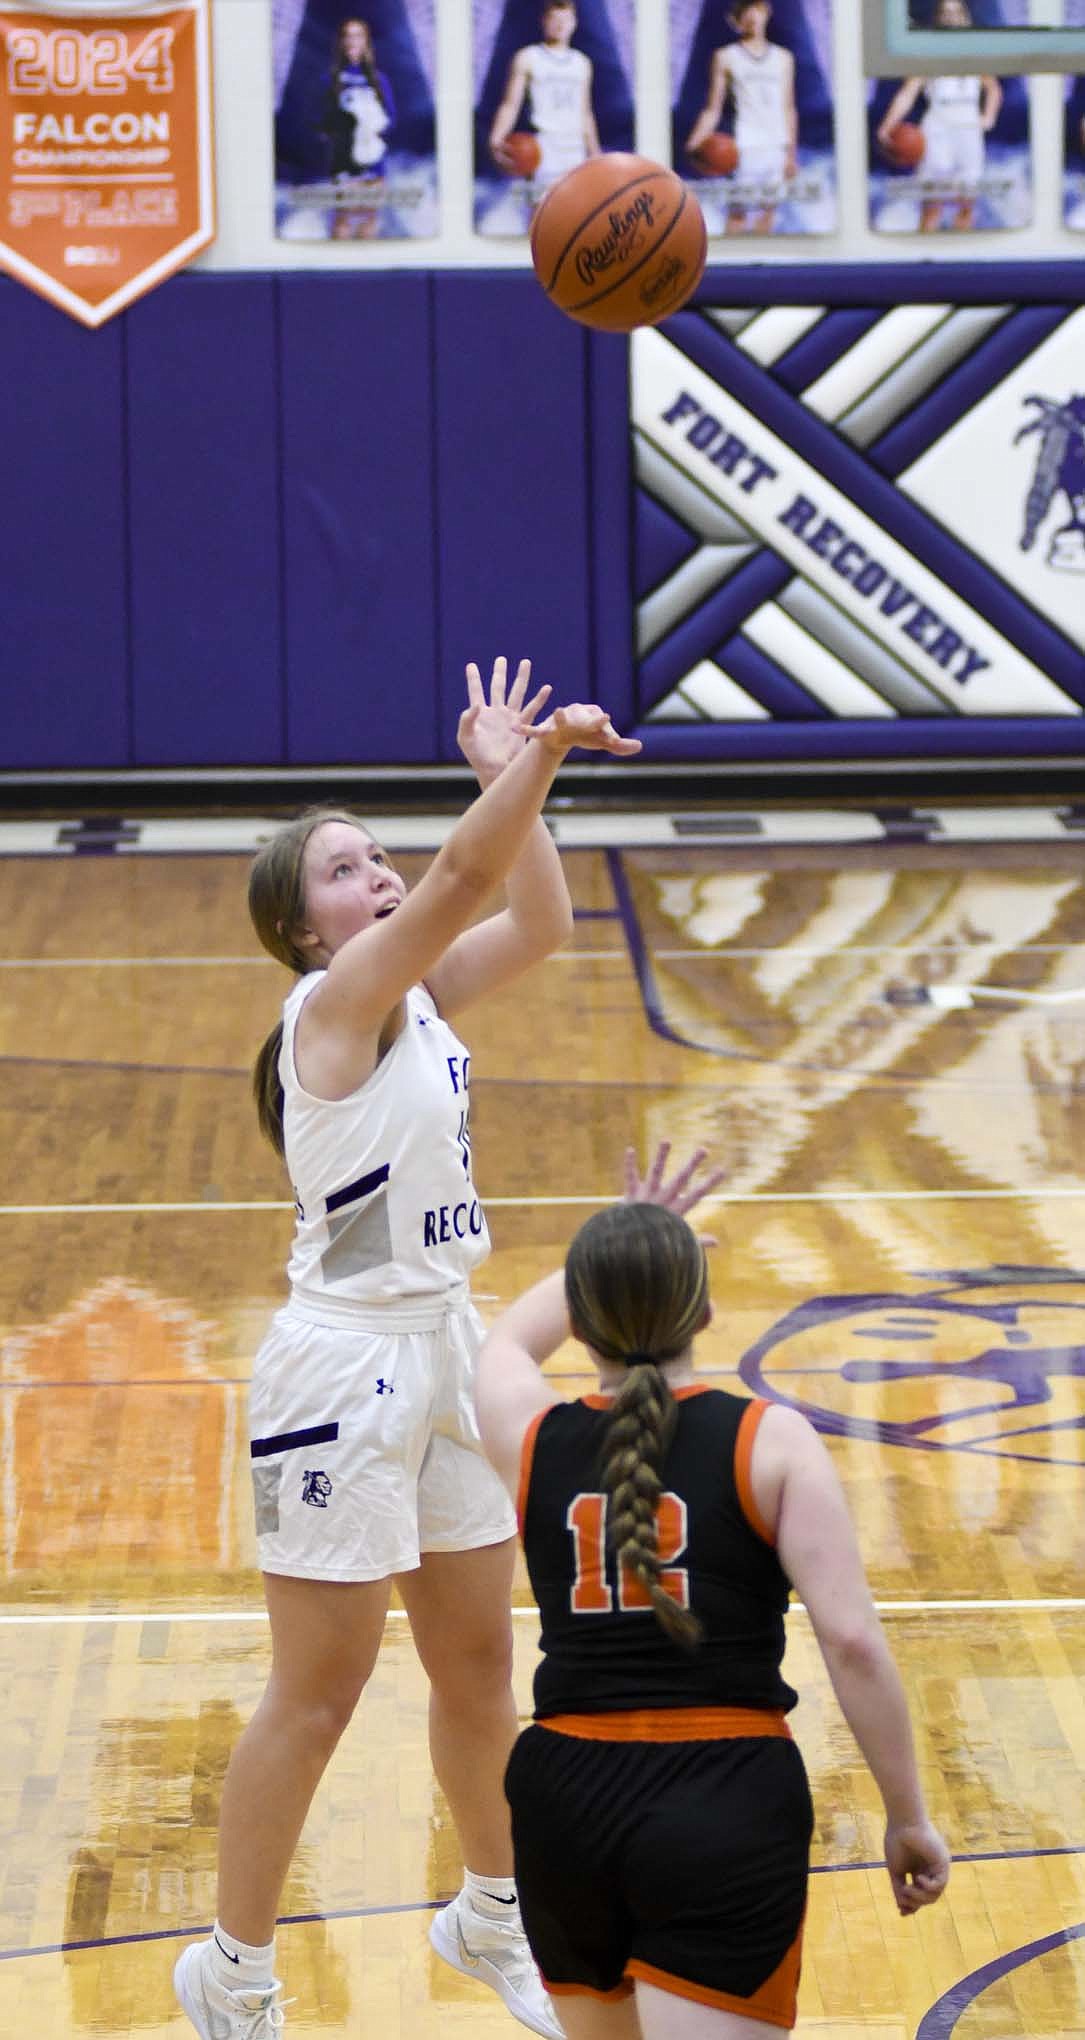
[
  {"left": 248, "top": 1289, "right": 516, "bottom": 1582},
  {"left": 732, "top": 141, "right": 788, "bottom": 200},
  {"left": 921, "top": 122, "right": 984, "bottom": 191},
  {"left": 536, "top": 137, "right": 588, "bottom": 187}
]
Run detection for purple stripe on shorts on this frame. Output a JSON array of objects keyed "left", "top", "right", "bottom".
[{"left": 250, "top": 1421, "right": 339, "bottom": 1459}]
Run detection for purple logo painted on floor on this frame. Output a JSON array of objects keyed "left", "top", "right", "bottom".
[{"left": 738, "top": 1267, "right": 1085, "bottom": 1466}]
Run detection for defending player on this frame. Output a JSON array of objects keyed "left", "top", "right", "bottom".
[{"left": 475, "top": 1145, "right": 951, "bottom": 2038}]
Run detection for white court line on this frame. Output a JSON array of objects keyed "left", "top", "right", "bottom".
[
  {"left": 0, "top": 1599, "right": 1082, "bottom": 1628},
  {"left": 0, "top": 944, "right": 1078, "bottom": 968},
  {"left": 652, "top": 945, "right": 1085, "bottom": 960},
  {"left": 2, "top": 1186, "right": 1084, "bottom": 1216},
  {"left": 0, "top": 956, "right": 274, "bottom": 969}
]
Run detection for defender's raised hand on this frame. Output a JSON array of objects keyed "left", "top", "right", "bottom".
[{"left": 623, "top": 1141, "right": 727, "bottom": 1219}]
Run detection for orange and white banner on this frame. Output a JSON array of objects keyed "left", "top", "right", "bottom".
[{"left": 0, "top": 0, "right": 214, "bottom": 327}]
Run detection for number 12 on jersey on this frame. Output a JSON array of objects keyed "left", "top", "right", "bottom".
[{"left": 567, "top": 1491, "right": 691, "bottom": 1614}]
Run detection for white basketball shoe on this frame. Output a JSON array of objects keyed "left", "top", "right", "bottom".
[
  {"left": 174, "top": 1939, "right": 288, "bottom": 2038},
  {"left": 429, "top": 1890, "right": 565, "bottom": 2038}
]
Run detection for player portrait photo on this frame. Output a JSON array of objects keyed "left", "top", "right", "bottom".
[
  {"left": 1064, "top": 2, "right": 1085, "bottom": 226},
  {"left": 670, "top": 0, "right": 837, "bottom": 238},
  {"left": 868, "top": 0, "right": 1031, "bottom": 234},
  {"left": 473, "top": 0, "right": 634, "bottom": 238},
  {"left": 274, "top": 0, "right": 437, "bottom": 240}
]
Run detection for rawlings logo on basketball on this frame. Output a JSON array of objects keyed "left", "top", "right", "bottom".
[{"left": 573, "top": 190, "right": 656, "bottom": 285}]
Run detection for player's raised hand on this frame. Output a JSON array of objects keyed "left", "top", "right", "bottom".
[
  {"left": 457, "top": 656, "right": 552, "bottom": 784},
  {"left": 623, "top": 1141, "right": 726, "bottom": 1219},
  {"left": 527, "top": 703, "right": 642, "bottom": 757}
]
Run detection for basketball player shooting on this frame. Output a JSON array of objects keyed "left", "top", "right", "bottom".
[
  {"left": 489, "top": 2, "right": 600, "bottom": 192},
  {"left": 685, "top": 0, "right": 797, "bottom": 236}
]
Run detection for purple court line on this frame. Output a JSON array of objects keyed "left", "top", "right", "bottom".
[
  {"left": 915, "top": 1920, "right": 1085, "bottom": 2039},
  {"left": 3, "top": 1845, "right": 1085, "bottom": 1966},
  {"left": 603, "top": 850, "right": 1085, "bottom": 1100}
]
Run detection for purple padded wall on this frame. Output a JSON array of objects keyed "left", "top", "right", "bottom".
[
  {"left": 125, "top": 278, "right": 283, "bottom": 765},
  {"left": 0, "top": 284, "right": 129, "bottom": 767},
  {"left": 586, "top": 329, "right": 636, "bottom": 735},
  {"left": 432, "top": 278, "right": 594, "bottom": 752},
  {"left": 277, "top": 274, "right": 438, "bottom": 765}
]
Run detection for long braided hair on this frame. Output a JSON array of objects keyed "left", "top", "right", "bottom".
[
  {"left": 564, "top": 1203, "right": 710, "bottom": 1650},
  {"left": 247, "top": 808, "right": 372, "bottom": 1157}
]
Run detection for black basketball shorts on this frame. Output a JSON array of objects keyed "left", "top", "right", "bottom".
[{"left": 505, "top": 1721, "right": 813, "bottom": 2026}]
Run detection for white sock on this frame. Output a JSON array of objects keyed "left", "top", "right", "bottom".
[
  {"left": 463, "top": 1869, "right": 521, "bottom": 1923},
  {"left": 209, "top": 1920, "right": 276, "bottom": 1991}
]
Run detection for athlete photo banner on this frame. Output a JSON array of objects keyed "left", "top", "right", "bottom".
[
  {"left": 671, "top": 0, "right": 837, "bottom": 240},
  {"left": 1065, "top": 70, "right": 1085, "bottom": 226},
  {"left": 0, "top": 0, "right": 214, "bottom": 327},
  {"left": 867, "top": 0, "right": 1031, "bottom": 235},
  {"left": 275, "top": 0, "right": 437, "bottom": 242},
  {"left": 473, "top": 0, "right": 634, "bottom": 239}
]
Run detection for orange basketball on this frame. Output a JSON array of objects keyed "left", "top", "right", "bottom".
[
  {"left": 530, "top": 152, "right": 707, "bottom": 333},
  {"left": 883, "top": 121, "right": 925, "bottom": 169},
  {"left": 691, "top": 132, "right": 739, "bottom": 177},
  {"left": 499, "top": 130, "right": 541, "bottom": 178}
]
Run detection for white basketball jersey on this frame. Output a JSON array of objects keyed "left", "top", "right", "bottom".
[
  {"left": 339, "top": 73, "right": 389, "bottom": 167},
  {"left": 281, "top": 977, "right": 491, "bottom": 1305},
  {"left": 728, "top": 41, "right": 791, "bottom": 150},
  {"left": 924, "top": 75, "right": 982, "bottom": 128},
  {"left": 524, "top": 43, "right": 591, "bottom": 145}
]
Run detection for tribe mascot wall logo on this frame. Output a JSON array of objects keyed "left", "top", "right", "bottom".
[
  {"left": 630, "top": 281, "right": 1085, "bottom": 735},
  {"left": 1017, "top": 392, "right": 1085, "bottom": 572},
  {"left": 739, "top": 1268, "right": 1085, "bottom": 1465}
]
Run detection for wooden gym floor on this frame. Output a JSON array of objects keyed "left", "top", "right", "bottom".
[{"left": 1, "top": 811, "right": 1084, "bottom": 2038}]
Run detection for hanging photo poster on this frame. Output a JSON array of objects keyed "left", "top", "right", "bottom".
[
  {"left": 670, "top": 0, "right": 837, "bottom": 238},
  {"left": 868, "top": 0, "right": 1031, "bottom": 233},
  {"left": 1065, "top": 1, "right": 1085, "bottom": 226},
  {"left": 473, "top": 0, "right": 634, "bottom": 238},
  {"left": 275, "top": 0, "right": 436, "bottom": 240},
  {"left": 1067, "top": 75, "right": 1085, "bottom": 227}
]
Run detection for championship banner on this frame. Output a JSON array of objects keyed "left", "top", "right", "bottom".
[{"left": 0, "top": 0, "right": 214, "bottom": 327}]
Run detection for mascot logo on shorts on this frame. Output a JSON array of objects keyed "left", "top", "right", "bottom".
[
  {"left": 739, "top": 1267, "right": 1085, "bottom": 1466},
  {"left": 1016, "top": 394, "right": 1085, "bottom": 572},
  {"left": 301, "top": 1469, "right": 333, "bottom": 1507}
]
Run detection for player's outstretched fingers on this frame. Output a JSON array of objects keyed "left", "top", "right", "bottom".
[
  {"left": 519, "top": 684, "right": 552, "bottom": 727},
  {"left": 507, "top": 658, "right": 533, "bottom": 711}
]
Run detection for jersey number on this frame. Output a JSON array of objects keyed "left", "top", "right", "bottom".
[{"left": 566, "top": 1491, "right": 691, "bottom": 1615}]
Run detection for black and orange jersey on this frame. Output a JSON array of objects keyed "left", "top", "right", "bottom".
[{"left": 518, "top": 1386, "right": 797, "bottom": 1719}]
